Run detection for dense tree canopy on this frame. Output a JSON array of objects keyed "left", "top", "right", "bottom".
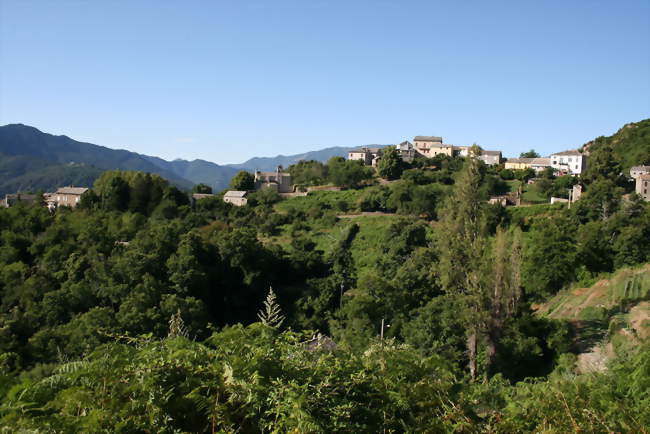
[{"left": 229, "top": 170, "right": 255, "bottom": 191}]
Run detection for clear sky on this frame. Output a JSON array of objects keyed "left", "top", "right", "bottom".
[{"left": 1, "top": 1, "right": 649, "bottom": 164}]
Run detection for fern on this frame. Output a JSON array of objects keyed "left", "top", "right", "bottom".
[{"left": 257, "top": 287, "right": 285, "bottom": 328}]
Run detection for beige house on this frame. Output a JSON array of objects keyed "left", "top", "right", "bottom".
[
  {"left": 504, "top": 158, "right": 532, "bottom": 170},
  {"left": 504, "top": 157, "right": 550, "bottom": 172},
  {"left": 223, "top": 191, "right": 248, "bottom": 206},
  {"left": 413, "top": 136, "right": 453, "bottom": 157},
  {"left": 53, "top": 186, "right": 88, "bottom": 208},
  {"left": 636, "top": 174, "right": 650, "bottom": 201},
  {"left": 255, "top": 166, "right": 292, "bottom": 193}
]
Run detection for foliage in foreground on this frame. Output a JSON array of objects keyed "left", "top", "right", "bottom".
[{"left": 0, "top": 324, "right": 647, "bottom": 433}]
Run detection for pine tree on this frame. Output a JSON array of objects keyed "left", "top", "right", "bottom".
[{"left": 258, "top": 287, "right": 285, "bottom": 328}]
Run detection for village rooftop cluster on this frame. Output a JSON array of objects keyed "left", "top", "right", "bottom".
[{"left": 347, "top": 136, "right": 587, "bottom": 175}]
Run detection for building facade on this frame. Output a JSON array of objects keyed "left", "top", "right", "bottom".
[
  {"left": 479, "top": 150, "right": 502, "bottom": 166},
  {"left": 347, "top": 146, "right": 383, "bottom": 166},
  {"left": 413, "top": 136, "right": 454, "bottom": 157},
  {"left": 504, "top": 157, "right": 550, "bottom": 172},
  {"left": 636, "top": 174, "right": 650, "bottom": 201},
  {"left": 53, "top": 187, "right": 88, "bottom": 208},
  {"left": 396, "top": 141, "right": 416, "bottom": 162},
  {"left": 255, "top": 166, "right": 293, "bottom": 193},
  {"left": 549, "top": 150, "right": 586, "bottom": 175},
  {"left": 2, "top": 194, "right": 39, "bottom": 208},
  {"left": 630, "top": 165, "right": 650, "bottom": 179},
  {"left": 223, "top": 191, "right": 248, "bottom": 206}
]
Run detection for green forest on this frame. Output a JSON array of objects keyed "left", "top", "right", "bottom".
[{"left": 0, "top": 124, "right": 649, "bottom": 432}]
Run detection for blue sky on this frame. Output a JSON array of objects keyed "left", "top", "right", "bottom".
[{"left": 1, "top": 1, "right": 649, "bottom": 164}]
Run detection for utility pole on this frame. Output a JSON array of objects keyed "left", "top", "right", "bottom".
[{"left": 380, "top": 318, "right": 390, "bottom": 340}]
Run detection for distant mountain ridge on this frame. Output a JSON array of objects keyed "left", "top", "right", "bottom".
[
  {"left": 225, "top": 146, "right": 353, "bottom": 172},
  {"left": 0, "top": 124, "right": 358, "bottom": 195},
  {"left": 0, "top": 124, "right": 240, "bottom": 195}
]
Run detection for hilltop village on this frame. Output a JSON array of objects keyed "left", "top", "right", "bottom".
[
  {"left": 218, "top": 135, "right": 649, "bottom": 207},
  {"left": 3, "top": 133, "right": 650, "bottom": 210}
]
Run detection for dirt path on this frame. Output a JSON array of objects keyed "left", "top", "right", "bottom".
[{"left": 337, "top": 212, "right": 396, "bottom": 218}]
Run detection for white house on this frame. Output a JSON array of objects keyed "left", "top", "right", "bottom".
[
  {"left": 549, "top": 150, "right": 587, "bottom": 175},
  {"left": 478, "top": 150, "right": 502, "bottom": 166}
]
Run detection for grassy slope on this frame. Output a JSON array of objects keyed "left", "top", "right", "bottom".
[
  {"left": 275, "top": 190, "right": 366, "bottom": 214},
  {"left": 537, "top": 264, "right": 650, "bottom": 321},
  {"left": 536, "top": 264, "right": 650, "bottom": 371}
]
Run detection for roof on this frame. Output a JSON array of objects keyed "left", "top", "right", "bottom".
[
  {"left": 5, "top": 194, "right": 38, "bottom": 200},
  {"left": 350, "top": 146, "right": 383, "bottom": 153},
  {"left": 481, "top": 150, "right": 502, "bottom": 156},
  {"left": 530, "top": 157, "right": 551, "bottom": 165},
  {"left": 638, "top": 174, "right": 650, "bottom": 180},
  {"left": 631, "top": 165, "right": 650, "bottom": 171},
  {"left": 55, "top": 187, "right": 88, "bottom": 195},
  {"left": 224, "top": 191, "right": 248, "bottom": 198},
  {"left": 550, "top": 149, "right": 582, "bottom": 156},
  {"left": 413, "top": 136, "right": 443, "bottom": 142},
  {"left": 192, "top": 193, "right": 215, "bottom": 199},
  {"left": 505, "top": 158, "right": 532, "bottom": 164},
  {"left": 257, "top": 171, "right": 290, "bottom": 177}
]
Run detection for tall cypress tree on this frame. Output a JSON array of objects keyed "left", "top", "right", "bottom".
[{"left": 437, "top": 147, "right": 486, "bottom": 379}]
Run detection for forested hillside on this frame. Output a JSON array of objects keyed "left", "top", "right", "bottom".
[
  {"left": 0, "top": 139, "right": 648, "bottom": 431},
  {"left": 582, "top": 118, "right": 650, "bottom": 173}
]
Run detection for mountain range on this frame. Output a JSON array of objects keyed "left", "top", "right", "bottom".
[{"left": 0, "top": 124, "right": 353, "bottom": 195}]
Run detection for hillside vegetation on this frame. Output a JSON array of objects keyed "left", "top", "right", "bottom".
[
  {"left": 0, "top": 122, "right": 649, "bottom": 431},
  {"left": 583, "top": 118, "right": 650, "bottom": 172}
]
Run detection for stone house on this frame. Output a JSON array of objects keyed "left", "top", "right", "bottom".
[
  {"left": 255, "top": 166, "right": 292, "bottom": 193},
  {"left": 549, "top": 150, "right": 586, "bottom": 175},
  {"left": 630, "top": 165, "right": 650, "bottom": 179},
  {"left": 572, "top": 184, "right": 583, "bottom": 201},
  {"left": 636, "top": 174, "right": 650, "bottom": 201},
  {"left": 413, "top": 136, "right": 453, "bottom": 157},
  {"left": 223, "top": 191, "right": 248, "bottom": 206},
  {"left": 396, "top": 141, "right": 416, "bottom": 162},
  {"left": 2, "top": 193, "right": 39, "bottom": 208},
  {"left": 347, "top": 146, "right": 383, "bottom": 166},
  {"left": 53, "top": 186, "right": 88, "bottom": 208}
]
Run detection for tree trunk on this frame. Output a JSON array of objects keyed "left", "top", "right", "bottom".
[
  {"left": 467, "top": 332, "right": 477, "bottom": 380},
  {"left": 485, "top": 330, "right": 498, "bottom": 377}
]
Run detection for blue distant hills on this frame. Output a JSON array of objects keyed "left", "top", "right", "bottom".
[{"left": 0, "top": 124, "right": 353, "bottom": 195}]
